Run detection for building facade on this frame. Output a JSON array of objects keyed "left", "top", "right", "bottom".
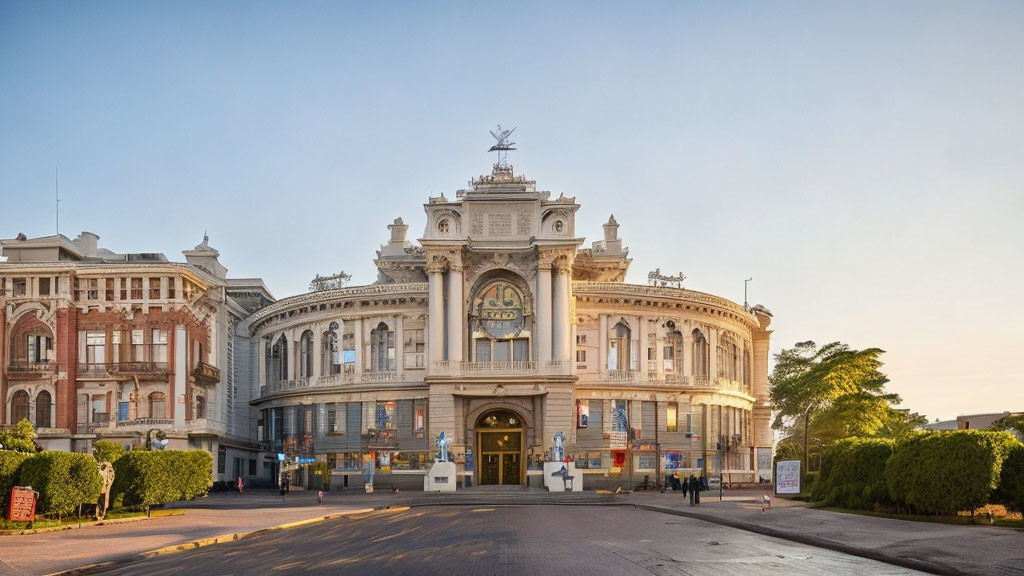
[
  {"left": 0, "top": 232, "right": 273, "bottom": 484},
  {"left": 248, "top": 162, "right": 774, "bottom": 490}
]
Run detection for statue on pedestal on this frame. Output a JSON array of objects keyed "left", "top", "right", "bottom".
[
  {"left": 553, "top": 431, "right": 565, "bottom": 462},
  {"left": 437, "top": 431, "right": 451, "bottom": 463}
]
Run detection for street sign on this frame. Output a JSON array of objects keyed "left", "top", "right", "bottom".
[
  {"left": 296, "top": 457, "right": 315, "bottom": 464},
  {"left": 277, "top": 453, "right": 286, "bottom": 462}
]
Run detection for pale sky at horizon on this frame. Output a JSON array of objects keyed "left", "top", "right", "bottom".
[{"left": 2, "top": 1, "right": 1022, "bottom": 423}]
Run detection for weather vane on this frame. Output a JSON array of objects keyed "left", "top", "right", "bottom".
[{"left": 488, "top": 125, "right": 516, "bottom": 169}]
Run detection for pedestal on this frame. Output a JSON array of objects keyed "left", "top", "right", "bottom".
[
  {"left": 424, "top": 461, "right": 457, "bottom": 492},
  {"left": 543, "top": 461, "right": 583, "bottom": 492}
]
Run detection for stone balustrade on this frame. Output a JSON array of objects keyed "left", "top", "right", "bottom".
[{"left": 430, "top": 360, "right": 571, "bottom": 377}]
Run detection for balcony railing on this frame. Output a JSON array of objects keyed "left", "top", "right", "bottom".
[
  {"left": 111, "top": 361, "right": 170, "bottom": 375},
  {"left": 78, "top": 363, "right": 110, "bottom": 376},
  {"left": 6, "top": 362, "right": 60, "bottom": 377},
  {"left": 589, "top": 372, "right": 753, "bottom": 396},
  {"left": 363, "top": 428, "right": 399, "bottom": 449},
  {"left": 193, "top": 361, "right": 221, "bottom": 386},
  {"left": 115, "top": 418, "right": 174, "bottom": 428},
  {"left": 430, "top": 360, "right": 571, "bottom": 377}
]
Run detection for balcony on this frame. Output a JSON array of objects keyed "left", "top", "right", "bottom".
[
  {"left": 193, "top": 361, "right": 221, "bottom": 387},
  {"left": 77, "top": 363, "right": 111, "bottom": 377},
  {"left": 430, "top": 360, "right": 571, "bottom": 378},
  {"left": 363, "top": 428, "right": 399, "bottom": 449},
  {"left": 111, "top": 362, "right": 170, "bottom": 376},
  {"left": 6, "top": 362, "right": 60, "bottom": 378}
]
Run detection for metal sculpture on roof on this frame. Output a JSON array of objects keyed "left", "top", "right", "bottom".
[{"left": 488, "top": 125, "right": 516, "bottom": 169}]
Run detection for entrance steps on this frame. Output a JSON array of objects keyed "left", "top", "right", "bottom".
[{"left": 405, "top": 487, "right": 619, "bottom": 507}]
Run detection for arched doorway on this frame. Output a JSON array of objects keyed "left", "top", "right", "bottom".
[{"left": 475, "top": 409, "right": 524, "bottom": 486}]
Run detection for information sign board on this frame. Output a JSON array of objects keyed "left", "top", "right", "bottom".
[
  {"left": 775, "top": 460, "right": 801, "bottom": 494},
  {"left": 8, "top": 487, "right": 36, "bottom": 522}
]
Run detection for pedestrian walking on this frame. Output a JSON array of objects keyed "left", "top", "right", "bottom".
[
  {"left": 681, "top": 474, "right": 689, "bottom": 501},
  {"left": 237, "top": 476, "right": 244, "bottom": 495},
  {"left": 762, "top": 493, "right": 771, "bottom": 512},
  {"left": 688, "top": 475, "right": 697, "bottom": 506},
  {"left": 317, "top": 489, "right": 324, "bottom": 505}
]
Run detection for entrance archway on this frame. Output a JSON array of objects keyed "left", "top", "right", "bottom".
[{"left": 475, "top": 409, "right": 525, "bottom": 486}]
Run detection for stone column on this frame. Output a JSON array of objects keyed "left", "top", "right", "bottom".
[
  {"left": 709, "top": 328, "right": 718, "bottom": 382},
  {"left": 552, "top": 265, "right": 570, "bottom": 363},
  {"left": 428, "top": 267, "right": 445, "bottom": 364},
  {"left": 682, "top": 329, "right": 693, "bottom": 377},
  {"left": 447, "top": 266, "right": 463, "bottom": 363},
  {"left": 395, "top": 314, "right": 405, "bottom": 377},
  {"left": 353, "top": 318, "right": 364, "bottom": 375},
  {"left": 598, "top": 314, "right": 608, "bottom": 371},
  {"left": 536, "top": 264, "right": 552, "bottom": 363},
  {"left": 639, "top": 316, "right": 649, "bottom": 379}
]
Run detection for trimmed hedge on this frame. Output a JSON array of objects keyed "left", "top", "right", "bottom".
[
  {"left": 994, "top": 442, "right": 1024, "bottom": 512},
  {"left": 0, "top": 450, "right": 33, "bottom": 511},
  {"left": 93, "top": 441, "right": 127, "bottom": 465},
  {"left": 813, "top": 437, "right": 893, "bottom": 509},
  {"left": 18, "top": 452, "right": 102, "bottom": 517},
  {"left": 112, "top": 450, "right": 213, "bottom": 509},
  {"left": 885, "top": 430, "right": 1018, "bottom": 514}
]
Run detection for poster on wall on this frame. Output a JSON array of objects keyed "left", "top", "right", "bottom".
[
  {"left": 775, "top": 460, "right": 801, "bottom": 494},
  {"left": 577, "top": 401, "right": 589, "bottom": 428},
  {"left": 757, "top": 448, "right": 773, "bottom": 483},
  {"left": 609, "top": 431, "right": 627, "bottom": 449}
]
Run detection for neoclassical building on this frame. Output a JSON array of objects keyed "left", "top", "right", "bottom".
[{"left": 249, "top": 162, "right": 774, "bottom": 489}]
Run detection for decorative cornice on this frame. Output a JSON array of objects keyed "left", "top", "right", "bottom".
[
  {"left": 247, "top": 283, "right": 429, "bottom": 328},
  {"left": 573, "top": 282, "right": 758, "bottom": 325}
]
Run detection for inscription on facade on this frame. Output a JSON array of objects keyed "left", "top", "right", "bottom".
[
  {"left": 517, "top": 211, "right": 531, "bottom": 235},
  {"left": 470, "top": 214, "right": 484, "bottom": 236},
  {"left": 488, "top": 213, "right": 511, "bottom": 236}
]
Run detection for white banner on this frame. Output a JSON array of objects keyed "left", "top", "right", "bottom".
[{"left": 775, "top": 460, "right": 801, "bottom": 494}]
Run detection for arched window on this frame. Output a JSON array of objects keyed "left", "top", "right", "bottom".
[
  {"left": 35, "top": 390, "right": 51, "bottom": 428},
  {"left": 195, "top": 396, "right": 206, "bottom": 419},
  {"left": 268, "top": 335, "right": 288, "bottom": 382},
  {"left": 692, "top": 329, "right": 709, "bottom": 379},
  {"left": 717, "top": 332, "right": 739, "bottom": 379},
  {"left": 470, "top": 280, "right": 531, "bottom": 363},
  {"left": 299, "top": 330, "right": 314, "bottom": 379},
  {"left": 11, "top": 390, "right": 30, "bottom": 423},
  {"left": 322, "top": 322, "right": 340, "bottom": 376},
  {"left": 608, "top": 321, "right": 632, "bottom": 371},
  {"left": 743, "top": 348, "right": 751, "bottom": 391},
  {"left": 664, "top": 330, "right": 682, "bottom": 372},
  {"left": 149, "top": 392, "right": 167, "bottom": 419},
  {"left": 370, "top": 322, "right": 395, "bottom": 372}
]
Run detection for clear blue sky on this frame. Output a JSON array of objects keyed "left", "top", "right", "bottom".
[{"left": 2, "top": 1, "right": 1022, "bottom": 422}]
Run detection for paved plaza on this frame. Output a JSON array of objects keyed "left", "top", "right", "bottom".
[{"left": 0, "top": 489, "right": 1021, "bottom": 576}]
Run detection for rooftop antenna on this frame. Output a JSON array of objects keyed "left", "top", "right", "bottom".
[
  {"left": 55, "top": 165, "right": 60, "bottom": 237},
  {"left": 744, "top": 277, "right": 753, "bottom": 309},
  {"left": 488, "top": 125, "right": 516, "bottom": 170}
]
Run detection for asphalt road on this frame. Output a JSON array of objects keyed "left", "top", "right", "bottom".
[{"left": 95, "top": 506, "right": 926, "bottom": 576}]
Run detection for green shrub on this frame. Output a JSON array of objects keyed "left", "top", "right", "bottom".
[
  {"left": 0, "top": 419, "right": 37, "bottom": 453},
  {"left": 112, "top": 450, "right": 212, "bottom": 510},
  {"left": 0, "top": 450, "right": 34, "bottom": 510},
  {"left": 886, "top": 430, "right": 1018, "bottom": 514},
  {"left": 812, "top": 437, "right": 894, "bottom": 509},
  {"left": 994, "top": 442, "right": 1024, "bottom": 512},
  {"left": 93, "top": 441, "right": 127, "bottom": 465},
  {"left": 18, "top": 452, "right": 102, "bottom": 517}
]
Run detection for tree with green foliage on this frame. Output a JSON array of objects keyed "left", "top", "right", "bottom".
[
  {"left": 994, "top": 442, "right": 1024, "bottom": 512},
  {"left": 0, "top": 419, "right": 38, "bottom": 453},
  {"left": 92, "top": 441, "right": 127, "bottom": 464},
  {"left": 770, "top": 341, "right": 904, "bottom": 475},
  {"left": 990, "top": 413, "right": 1024, "bottom": 439},
  {"left": 0, "top": 450, "right": 34, "bottom": 510},
  {"left": 812, "top": 437, "right": 894, "bottom": 509},
  {"left": 112, "top": 450, "right": 213, "bottom": 511}
]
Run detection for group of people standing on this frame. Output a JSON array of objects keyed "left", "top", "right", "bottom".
[{"left": 672, "top": 471, "right": 705, "bottom": 505}]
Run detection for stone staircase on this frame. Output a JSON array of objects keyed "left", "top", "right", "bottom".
[{"left": 401, "top": 486, "right": 622, "bottom": 507}]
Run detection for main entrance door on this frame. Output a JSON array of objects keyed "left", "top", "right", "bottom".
[{"left": 476, "top": 410, "right": 524, "bottom": 485}]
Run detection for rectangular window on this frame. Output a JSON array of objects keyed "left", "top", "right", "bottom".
[
  {"left": 612, "top": 399, "right": 627, "bottom": 432},
  {"left": 105, "top": 278, "right": 114, "bottom": 301},
  {"left": 151, "top": 329, "right": 168, "bottom": 363},
  {"left": 663, "top": 346, "right": 675, "bottom": 372},
  {"left": 493, "top": 340, "right": 510, "bottom": 362},
  {"left": 576, "top": 334, "right": 587, "bottom": 344},
  {"left": 149, "top": 277, "right": 161, "bottom": 299},
  {"left": 607, "top": 340, "right": 618, "bottom": 371},
  {"left": 475, "top": 340, "right": 491, "bottom": 362},
  {"left": 217, "top": 447, "right": 226, "bottom": 474},
  {"left": 576, "top": 349, "right": 587, "bottom": 363},
  {"left": 86, "top": 331, "right": 106, "bottom": 366},
  {"left": 577, "top": 399, "right": 589, "bottom": 428},
  {"left": 130, "top": 278, "right": 143, "bottom": 299},
  {"left": 342, "top": 333, "right": 355, "bottom": 373},
  {"left": 328, "top": 402, "right": 346, "bottom": 435},
  {"left": 403, "top": 328, "right": 425, "bottom": 369},
  {"left": 120, "top": 278, "right": 128, "bottom": 300},
  {"left": 375, "top": 401, "right": 396, "bottom": 430},
  {"left": 13, "top": 278, "right": 27, "bottom": 297},
  {"left": 111, "top": 330, "right": 121, "bottom": 363},
  {"left": 667, "top": 402, "right": 678, "bottom": 432},
  {"left": 27, "top": 335, "right": 49, "bottom": 363},
  {"left": 636, "top": 453, "right": 656, "bottom": 470},
  {"left": 131, "top": 329, "right": 145, "bottom": 361},
  {"left": 87, "top": 278, "right": 99, "bottom": 300},
  {"left": 167, "top": 279, "right": 176, "bottom": 299},
  {"left": 513, "top": 338, "right": 529, "bottom": 361},
  {"left": 39, "top": 277, "right": 51, "bottom": 296}
]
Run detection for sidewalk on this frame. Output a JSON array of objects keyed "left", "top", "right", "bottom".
[
  {"left": 0, "top": 490, "right": 403, "bottom": 576},
  {"left": 628, "top": 488, "right": 1024, "bottom": 576}
]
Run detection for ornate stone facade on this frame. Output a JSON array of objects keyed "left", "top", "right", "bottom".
[{"left": 250, "top": 163, "right": 774, "bottom": 489}]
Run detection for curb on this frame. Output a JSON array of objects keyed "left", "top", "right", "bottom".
[
  {"left": 2, "top": 515, "right": 153, "bottom": 537},
  {"left": 633, "top": 504, "right": 967, "bottom": 576},
  {"left": 44, "top": 506, "right": 403, "bottom": 576}
]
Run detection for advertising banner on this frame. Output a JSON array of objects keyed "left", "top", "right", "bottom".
[{"left": 775, "top": 460, "right": 801, "bottom": 494}]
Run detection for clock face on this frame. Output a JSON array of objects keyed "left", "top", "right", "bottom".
[{"left": 478, "top": 281, "right": 525, "bottom": 339}]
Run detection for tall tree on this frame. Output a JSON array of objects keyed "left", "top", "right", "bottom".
[
  {"left": 770, "top": 341, "right": 901, "bottom": 475},
  {"left": 0, "top": 418, "right": 38, "bottom": 453}
]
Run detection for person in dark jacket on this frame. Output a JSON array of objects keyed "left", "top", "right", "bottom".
[
  {"left": 691, "top": 474, "right": 701, "bottom": 504},
  {"left": 681, "top": 474, "right": 689, "bottom": 500}
]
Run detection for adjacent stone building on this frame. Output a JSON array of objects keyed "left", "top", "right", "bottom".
[{"left": 0, "top": 232, "right": 273, "bottom": 484}]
